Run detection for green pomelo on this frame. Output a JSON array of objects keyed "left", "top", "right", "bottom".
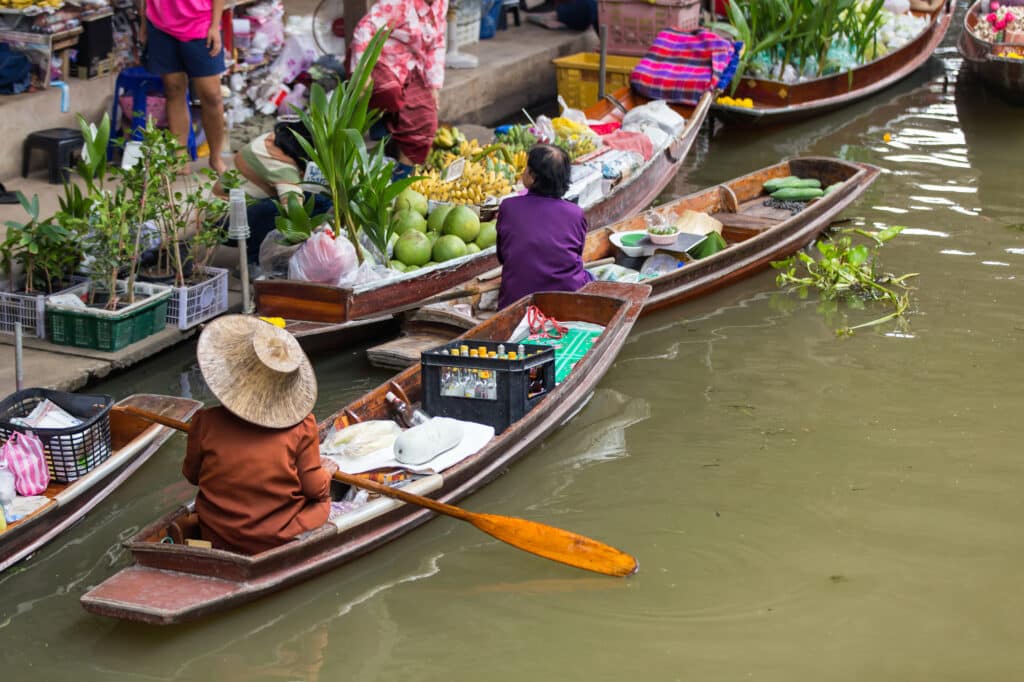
[
  {"left": 427, "top": 204, "right": 453, "bottom": 232},
  {"left": 393, "top": 231, "right": 432, "bottom": 266},
  {"left": 475, "top": 220, "right": 497, "bottom": 249},
  {"left": 432, "top": 234, "right": 468, "bottom": 262},
  {"left": 395, "top": 188, "right": 428, "bottom": 216},
  {"left": 465, "top": 242, "right": 481, "bottom": 254},
  {"left": 392, "top": 210, "right": 427, "bottom": 237},
  {"left": 388, "top": 260, "right": 407, "bottom": 272},
  {"left": 426, "top": 231, "right": 440, "bottom": 246},
  {"left": 405, "top": 264, "right": 420, "bottom": 272},
  {"left": 442, "top": 205, "right": 480, "bottom": 243}
]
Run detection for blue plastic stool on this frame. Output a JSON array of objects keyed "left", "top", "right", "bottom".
[{"left": 109, "top": 66, "right": 198, "bottom": 161}]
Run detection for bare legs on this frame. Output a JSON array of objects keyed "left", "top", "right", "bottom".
[
  {"left": 159, "top": 71, "right": 227, "bottom": 174},
  {"left": 193, "top": 73, "right": 227, "bottom": 174}
]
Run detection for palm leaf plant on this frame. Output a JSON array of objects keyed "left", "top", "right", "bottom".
[
  {"left": 292, "top": 29, "right": 388, "bottom": 265},
  {"left": 349, "top": 142, "right": 420, "bottom": 260},
  {"left": 273, "top": 193, "right": 331, "bottom": 245}
]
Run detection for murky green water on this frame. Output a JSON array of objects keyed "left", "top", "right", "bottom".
[{"left": 5, "top": 17, "right": 1024, "bottom": 680}]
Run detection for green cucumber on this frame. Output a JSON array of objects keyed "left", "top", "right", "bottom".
[
  {"left": 789, "top": 178, "right": 822, "bottom": 189},
  {"left": 824, "top": 181, "right": 844, "bottom": 195},
  {"left": 762, "top": 176, "right": 800, "bottom": 192},
  {"left": 770, "top": 187, "right": 825, "bottom": 201}
]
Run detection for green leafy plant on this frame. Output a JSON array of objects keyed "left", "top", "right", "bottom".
[
  {"left": 712, "top": 0, "right": 886, "bottom": 94},
  {"left": 349, "top": 143, "right": 419, "bottom": 260},
  {"left": 292, "top": 28, "right": 388, "bottom": 264},
  {"left": 771, "top": 225, "right": 917, "bottom": 335},
  {"left": 1, "top": 192, "right": 81, "bottom": 294},
  {"left": 274, "top": 193, "right": 330, "bottom": 245}
]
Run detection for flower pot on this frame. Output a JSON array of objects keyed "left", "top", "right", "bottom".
[
  {"left": 167, "top": 266, "right": 229, "bottom": 330},
  {"left": 45, "top": 280, "right": 173, "bottom": 352},
  {"left": 0, "top": 276, "right": 89, "bottom": 338}
]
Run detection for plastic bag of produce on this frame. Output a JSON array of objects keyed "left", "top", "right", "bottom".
[
  {"left": 288, "top": 231, "right": 358, "bottom": 285},
  {"left": 587, "top": 263, "right": 641, "bottom": 283},
  {"left": 321, "top": 420, "right": 402, "bottom": 458},
  {"left": 259, "top": 229, "right": 304, "bottom": 278},
  {"left": 622, "top": 100, "right": 686, "bottom": 137}
]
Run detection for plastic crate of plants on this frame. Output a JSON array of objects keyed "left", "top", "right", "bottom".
[
  {"left": 0, "top": 388, "right": 114, "bottom": 484},
  {"left": 0, "top": 276, "right": 89, "bottom": 338},
  {"left": 46, "top": 281, "right": 172, "bottom": 352},
  {"left": 166, "top": 266, "right": 229, "bottom": 330},
  {"left": 421, "top": 339, "right": 555, "bottom": 434}
]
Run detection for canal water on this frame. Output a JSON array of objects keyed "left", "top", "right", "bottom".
[{"left": 4, "top": 17, "right": 1024, "bottom": 682}]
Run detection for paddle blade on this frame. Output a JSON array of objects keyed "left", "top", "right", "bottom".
[{"left": 469, "top": 513, "right": 638, "bottom": 577}]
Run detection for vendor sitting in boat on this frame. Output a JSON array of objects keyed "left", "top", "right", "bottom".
[
  {"left": 496, "top": 144, "right": 593, "bottom": 309},
  {"left": 183, "top": 315, "right": 338, "bottom": 555}
]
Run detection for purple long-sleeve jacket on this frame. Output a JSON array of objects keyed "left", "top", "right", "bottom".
[{"left": 496, "top": 191, "right": 593, "bottom": 310}]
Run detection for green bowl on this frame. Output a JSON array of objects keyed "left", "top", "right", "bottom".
[{"left": 619, "top": 233, "right": 646, "bottom": 247}]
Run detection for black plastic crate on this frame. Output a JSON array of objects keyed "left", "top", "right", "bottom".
[
  {"left": 0, "top": 388, "right": 114, "bottom": 484},
  {"left": 421, "top": 340, "right": 555, "bottom": 434}
]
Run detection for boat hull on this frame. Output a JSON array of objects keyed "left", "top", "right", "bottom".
[
  {"left": 0, "top": 394, "right": 201, "bottom": 573},
  {"left": 253, "top": 91, "right": 713, "bottom": 331},
  {"left": 81, "top": 284, "right": 650, "bottom": 624},
  {"left": 958, "top": 4, "right": 1024, "bottom": 104},
  {"left": 712, "top": 2, "right": 955, "bottom": 126}
]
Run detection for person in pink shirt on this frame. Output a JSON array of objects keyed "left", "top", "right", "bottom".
[
  {"left": 350, "top": 0, "right": 448, "bottom": 177},
  {"left": 138, "top": 0, "right": 228, "bottom": 174}
]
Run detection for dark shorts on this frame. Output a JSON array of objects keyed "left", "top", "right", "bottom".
[{"left": 145, "top": 20, "right": 225, "bottom": 78}]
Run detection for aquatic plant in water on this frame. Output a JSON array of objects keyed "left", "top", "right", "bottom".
[{"left": 771, "top": 225, "right": 917, "bottom": 335}]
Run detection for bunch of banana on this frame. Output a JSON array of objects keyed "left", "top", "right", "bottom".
[
  {"left": 511, "top": 149, "right": 527, "bottom": 173},
  {"left": 425, "top": 147, "right": 458, "bottom": 170},
  {"left": 0, "top": 0, "right": 59, "bottom": 7},
  {"left": 553, "top": 132, "right": 597, "bottom": 161},
  {"left": 484, "top": 156, "right": 518, "bottom": 184},
  {"left": 411, "top": 160, "right": 515, "bottom": 205},
  {"left": 551, "top": 116, "right": 593, "bottom": 138},
  {"left": 432, "top": 126, "right": 467, "bottom": 154},
  {"left": 495, "top": 125, "right": 537, "bottom": 154}
]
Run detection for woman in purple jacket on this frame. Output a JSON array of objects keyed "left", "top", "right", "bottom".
[{"left": 496, "top": 144, "right": 593, "bottom": 309}]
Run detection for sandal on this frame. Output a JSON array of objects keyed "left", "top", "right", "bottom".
[{"left": 0, "top": 182, "right": 19, "bottom": 204}]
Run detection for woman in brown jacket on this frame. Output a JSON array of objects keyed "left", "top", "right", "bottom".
[{"left": 183, "top": 315, "right": 338, "bottom": 554}]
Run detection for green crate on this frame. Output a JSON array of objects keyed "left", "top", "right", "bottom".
[{"left": 47, "top": 289, "right": 171, "bottom": 352}]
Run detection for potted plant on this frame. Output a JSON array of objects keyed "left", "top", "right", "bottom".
[
  {"left": 292, "top": 29, "right": 417, "bottom": 268},
  {"left": 130, "top": 120, "right": 239, "bottom": 329},
  {"left": 0, "top": 191, "right": 87, "bottom": 338},
  {"left": 45, "top": 113, "right": 173, "bottom": 352}
]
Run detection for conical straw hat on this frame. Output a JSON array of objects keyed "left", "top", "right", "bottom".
[{"left": 197, "top": 315, "right": 317, "bottom": 429}]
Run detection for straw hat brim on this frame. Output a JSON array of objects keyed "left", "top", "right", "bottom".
[{"left": 197, "top": 315, "right": 317, "bottom": 429}]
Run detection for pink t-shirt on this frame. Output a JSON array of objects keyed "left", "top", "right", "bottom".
[{"left": 148, "top": 0, "right": 214, "bottom": 42}]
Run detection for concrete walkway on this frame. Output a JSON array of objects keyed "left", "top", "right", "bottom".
[{"left": 0, "top": 23, "right": 597, "bottom": 394}]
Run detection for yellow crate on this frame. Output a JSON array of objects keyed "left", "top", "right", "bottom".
[{"left": 553, "top": 52, "right": 641, "bottom": 110}]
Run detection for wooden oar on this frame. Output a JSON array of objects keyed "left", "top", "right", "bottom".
[{"left": 113, "top": 405, "right": 639, "bottom": 577}]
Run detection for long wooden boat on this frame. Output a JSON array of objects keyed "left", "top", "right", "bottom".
[
  {"left": 1, "top": 394, "right": 201, "bottom": 572},
  {"left": 711, "top": 0, "right": 955, "bottom": 126},
  {"left": 253, "top": 89, "right": 713, "bottom": 331},
  {"left": 80, "top": 282, "right": 650, "bottom": 624},
  {"left": 366, "top": 156, "right": 879, "bottom": 369},
  {"left": 957, "top": 1, "right": 1024, "bottom": 104}
]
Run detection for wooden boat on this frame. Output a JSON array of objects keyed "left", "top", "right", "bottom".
[
  {"left": 957, "top": 1, "right": 1024, "bottom": 104},
  {"left": 1, "top": 394, "right": 201, "bottom": 572},
  {"left": 366, "top": 156, "right": 879, "bottom": 369},
  {"left": 253, "top": 89, "right": 713, "bottom": 336},
  {"left": 711, "top": 0, "right": 955, "bottom": 126},
  {"left": 80, "top": 282, "right": 650, "bottom": 624}
]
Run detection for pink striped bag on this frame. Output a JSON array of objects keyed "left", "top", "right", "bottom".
[{"left": 1, "top": 431, "right": 50, "bottom": 496}]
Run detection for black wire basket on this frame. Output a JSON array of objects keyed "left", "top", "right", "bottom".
[{"left": 0, "top": 388, "right": 114, "bottom": 484}]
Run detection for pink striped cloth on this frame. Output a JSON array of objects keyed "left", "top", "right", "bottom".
[
  {"left": 630, "top": 29, "right": 738, "bottom": 106},
  {"left": 1, "top": 431, "right": 50, "bottom": 496}
]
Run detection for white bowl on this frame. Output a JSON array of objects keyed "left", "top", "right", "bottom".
[
  {"left": 647, "top": 230, "right": 680, "bottom": 246},
  {"left": 609, "top": 230, "right": 649, "bottom": 257}
]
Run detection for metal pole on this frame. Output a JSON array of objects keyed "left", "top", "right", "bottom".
[
  {"left": 598, "top": 24, "right": 608, "bottom": 100},
  {"left": 14, "top": 322, "right": 24, "bottom": 391},
  {"left": 238, "top": 240, "right": 252, "bottom": 314}
]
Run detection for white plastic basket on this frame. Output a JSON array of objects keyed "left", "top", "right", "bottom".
[
  {"left": 454, "top": 0, "right": 482, "bottom": 48},
  {"left": 166, "top": 266, "right": 229, "bottom": 330},
  {"left": 0, "top": 276, "right": 90, "bottom": 338}
]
